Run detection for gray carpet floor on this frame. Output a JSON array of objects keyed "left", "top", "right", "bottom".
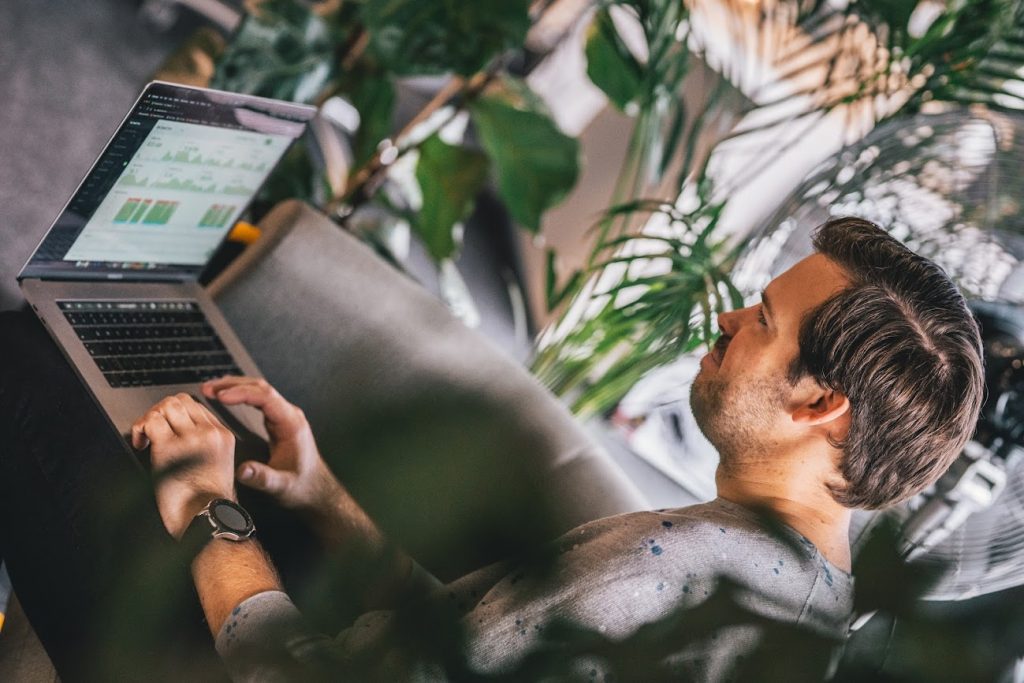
[{"left": 0, "top": 0, "right": 185, "bottom": 311}]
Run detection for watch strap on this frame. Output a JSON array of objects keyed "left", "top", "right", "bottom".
[{"left": 181, "top": 508, "right": 217, "bottom": 562}]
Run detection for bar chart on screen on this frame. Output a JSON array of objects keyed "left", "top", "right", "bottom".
[{"left": 112, "top": 198, "right": 180, "bottom": 225}]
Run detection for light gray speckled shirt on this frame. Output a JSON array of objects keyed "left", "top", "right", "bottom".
[{"left": 216, "top": 498, "right": 853, "bottom": 681}]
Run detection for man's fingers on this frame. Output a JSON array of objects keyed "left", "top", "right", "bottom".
[
  {"left": 237, "top": 461, "right": 289, "bottom": 497},
  {"left": 132, "top": 394, "right": 210, "bottom": 450},
  {"left": 210, "top": 381, "right": 302, "bottom": 430},
  {"left": 135, "top": 408, "right": 175, "bottom": 448},
  {"left": 130, "top": 423, "right": 150, "bottom": 450},
  {"left": 202, "top": 375, "right": 258, "bottom": 398},
  {"left": 158, "top": 394, "right": 200, "bottom": 435},
  {"left": 181, "top": 393, "right": 219, "bottom": 428}
]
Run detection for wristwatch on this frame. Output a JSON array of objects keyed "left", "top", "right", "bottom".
[{"left": 181, "top": 498, "right": 255, "bottom": 560}]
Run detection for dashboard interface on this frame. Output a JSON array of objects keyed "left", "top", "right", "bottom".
[{"left": 23, "top": 82, "right": 314, "bottom": 280}]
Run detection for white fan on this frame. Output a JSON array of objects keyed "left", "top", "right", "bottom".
[{"left": 733, "top": 107, "right": 1024, "bottom": 601}]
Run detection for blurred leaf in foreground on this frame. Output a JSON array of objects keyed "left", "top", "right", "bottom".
[
  {"left": 414, "top": 134, "right": 490, "bottom": 261},
  {"left": 470, "top": 84, "right": 580, "bottom": 232}
]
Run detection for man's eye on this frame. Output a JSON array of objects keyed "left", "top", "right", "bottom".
[{"left": 758, "top": 307, "right": 767, "bottom": 325}]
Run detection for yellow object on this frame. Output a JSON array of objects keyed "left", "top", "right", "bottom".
[
  {"left": 227, "top": 221, "right": 262, "bottom": 245},
  {"left": 0, "top": 612, "right": 5, "bottom": 633}
]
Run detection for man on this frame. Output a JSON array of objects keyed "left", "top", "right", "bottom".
[{"left": 129, "top": 217, "right": 984, "bottom": 680}]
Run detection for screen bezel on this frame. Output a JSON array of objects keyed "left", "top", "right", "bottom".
[{"left": 18, "top": 81, "right": 316, "bottom": 283}]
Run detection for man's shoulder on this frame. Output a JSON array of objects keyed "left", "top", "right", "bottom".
[
  {"left": 581, "top": 498, "right": 796, "bottom": 552},
  {"left": 576, "top": 499, "right": 848, "bottom": 594},
  {"left": 657, "top": 499, "right": 838, "bottom": 572}
]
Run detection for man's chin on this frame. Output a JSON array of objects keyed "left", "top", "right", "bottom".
[{"left": 688, "top": 383, "right": 716, "bottom": 446}]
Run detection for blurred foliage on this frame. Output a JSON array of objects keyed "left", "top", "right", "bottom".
[
  {"left": 212, "top": 0, "right": 343, "bottom": 103},
  {"left": 585, "top": 7, "right": 644, "bottom": 112},
  {"left": 38, "top": 446, "right": 1024, "bottom": 681},
  {"left": 176, "top": 0, "right": 578, "bottom": 268},
  {"left": 469, "top": 83, "right": 581, "bottom": 232},
  {"left": 360, "top": 0, "right": 532, "bottom": 77},
  {"left": 414, "top": 134, "right": 489, "bottom": 261}
]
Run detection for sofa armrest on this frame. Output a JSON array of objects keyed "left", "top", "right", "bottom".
[{"left": 209, "top": 200, "right": 648, "bottom": 579}]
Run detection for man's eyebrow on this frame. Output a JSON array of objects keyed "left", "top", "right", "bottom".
[{"left": 760, "top": 289, "right": 774, "bottom": 319}]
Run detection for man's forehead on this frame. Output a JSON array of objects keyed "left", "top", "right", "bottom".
[{"left": 766, "top": 254, "right": 851, "bottom": 316}]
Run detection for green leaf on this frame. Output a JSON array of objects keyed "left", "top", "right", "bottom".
[
  {"left": 211, "top": 1, "right": 336, "bottom": 104},
  {"left": 360, "top": 0, "right": 531, "bottom": 76},
  {"left": 413, "top": 135, "right": 489, "bottom": 261},
  {"left": 470, "top": 88, "right": 580, "bottom": 232},
  {"left": 347, "top": 73, "right": 396, "bottom": 167},
  {"left": 864, "top": 0, "right": 918, "bottom": 38},
  {"left": 585, "top": 8, "right": 645, "bottom": 111},
  {"left": 657, "top": 100, "right": 686, "bottom": 180},
  {"left": 545, "top": 249, "right": 584, "bottom": 312}
]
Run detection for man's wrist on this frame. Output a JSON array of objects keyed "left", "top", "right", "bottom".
[{"left": 162, "top": 489, "right": 236, "bottom": 540}]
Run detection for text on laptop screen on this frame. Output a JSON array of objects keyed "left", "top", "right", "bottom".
[{"left": 24, "top": 83, "right": 313, "bottom": 279}]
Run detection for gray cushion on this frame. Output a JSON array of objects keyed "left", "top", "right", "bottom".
[{"left": 210, "top": 200, "right": 647, "bottom": 579}]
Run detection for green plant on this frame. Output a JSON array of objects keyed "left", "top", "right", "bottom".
[{"left": 178, "top": 0, "right": 581, "bottom": 269}]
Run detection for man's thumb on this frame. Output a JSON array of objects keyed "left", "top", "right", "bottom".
[{"left": 237, "top": 461, "right": 286, "bottom": 496}]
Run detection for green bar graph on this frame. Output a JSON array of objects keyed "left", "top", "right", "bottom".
[
  {"left": 198, "top": 205, "right": 219, "bottom": 228},
  {"left": 114, "top": 199, "right": 140, "bottom": 223},
  {"left": 215, "top": 205, "right": 235, "bottom": 227},
  {"left": 198, "top": 203, "right": 237, "bottom": 229},
  {"left": 129, "top": 200, "right": 151, "bottom": 223},
  {"left": 141, "top": 200, "right": 178, "bottom": 225}
]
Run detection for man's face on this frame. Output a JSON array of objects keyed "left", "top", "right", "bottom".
[{"left": 690, "top": 253, "right": 850, "bottom": 462}]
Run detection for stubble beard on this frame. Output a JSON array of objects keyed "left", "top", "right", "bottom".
[{"left": 689, "top": 366, "right": 787, "bottom": 467}]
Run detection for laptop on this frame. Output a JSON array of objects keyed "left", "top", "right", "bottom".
[{"left": 18, "top": 81, "right": 317, "bottom": 461}]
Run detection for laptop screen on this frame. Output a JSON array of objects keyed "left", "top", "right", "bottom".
[{"left": 21, "top": 82, "right": 315, "bottom": 281}]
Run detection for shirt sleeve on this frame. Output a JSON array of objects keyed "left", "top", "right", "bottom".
[
  {"left": 214, "top": 559, "right": 449, "bottom": 682},
  {"left": 215, "top": 590, "right": 331, "bottom": 682}
]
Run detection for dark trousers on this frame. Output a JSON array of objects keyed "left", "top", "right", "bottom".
[{"left": 0, "top": 310, "right": 314, "bottom": 682}]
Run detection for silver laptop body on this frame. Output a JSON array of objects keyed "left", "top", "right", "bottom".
[{"left": 18, "top": 81, "right": 316, "bottom": 460}]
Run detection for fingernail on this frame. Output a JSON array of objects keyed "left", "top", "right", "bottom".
[{"left": 240, "top": 465, "right": 254, "bottom": 480}]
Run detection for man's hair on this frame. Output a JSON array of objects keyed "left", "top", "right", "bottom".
[{"left": 788, "top": 217, "right": 985, "bottom": 510}]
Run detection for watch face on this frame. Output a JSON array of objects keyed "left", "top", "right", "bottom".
[{"left": 211, "top": 500, "right": 252, "bottom": 533}]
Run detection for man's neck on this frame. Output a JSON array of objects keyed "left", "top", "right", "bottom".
[{"left": 715, "top": 469, "right": 853, "bottom": 573}]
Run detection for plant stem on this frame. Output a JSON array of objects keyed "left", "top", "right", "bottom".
[
  {"left": 324, "top": 0, "right": 574, "bottom": 226},
  {"left": 325, "top": 69, "right": 499, "bottom": 221}
]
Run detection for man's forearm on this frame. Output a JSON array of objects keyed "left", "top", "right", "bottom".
[{"left": 192, "top": 538, "right": 283, "bottom": 637}]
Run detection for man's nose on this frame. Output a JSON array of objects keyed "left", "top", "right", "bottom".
[{"left": 717, "top": 309, "right": 739, "bottom": 337}]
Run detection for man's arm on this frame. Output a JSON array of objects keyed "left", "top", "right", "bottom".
[
  {"left": 201, "top": 377, "right": 440, "bottom": 606},
  {"left": 192, "top": 531, "right": 282, "bottom": 636},
  {"left": 133, "top": 394, "right": 341, "bottom": 682},
  {"left": 137, "top": 381, "right": 435, "bottom": 617},
  {"left": 132, "top": 391, "right": 439, "bottom": 680},
  {"left": 131, "top": 394, "right": 284, "bottom": 635}
]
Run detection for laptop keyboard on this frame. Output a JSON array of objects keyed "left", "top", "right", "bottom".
[{"left": 58, "top": 300, "right": 242, "bottom": 388}]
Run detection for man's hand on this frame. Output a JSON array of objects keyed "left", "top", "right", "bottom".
[
  {"left": 132, "top": 393, "right": 236, "bottom": 540},
  {"left": 202, "top": 377, "right": 427, "bottom": 612},
  {"left": 201, "top": 377, "right": 345, "bottom": 519}
]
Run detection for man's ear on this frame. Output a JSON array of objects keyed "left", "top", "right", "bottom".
[{"left": 791, "top": 380, "right": 850, "bottom": 427}]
